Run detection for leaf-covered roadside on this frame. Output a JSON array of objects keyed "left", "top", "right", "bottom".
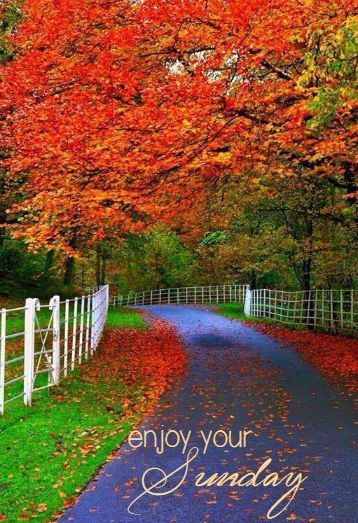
[
  {"left": 245, "top": 322, "right": 358, "bottom": 395},
  {"left": 0, "top": 319, "right": 186, "bottom": 522}
]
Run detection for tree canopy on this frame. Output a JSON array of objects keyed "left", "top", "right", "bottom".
[{"left": 0, "top": 0, "right": 356, "bottom": 291}]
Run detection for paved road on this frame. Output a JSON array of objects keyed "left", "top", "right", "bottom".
[{"left": 60, "top": 306, "right": 356, "bottom": 522}]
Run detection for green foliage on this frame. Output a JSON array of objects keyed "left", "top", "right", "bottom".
[
  {"left": 199, "top": 231, "right": 228, "bottom": 247},
  {"left": 113, "top": 225, "right": 194, "bottom": 292},
  {"left": 0, "top": 241, "right": 66, "bottom": 298},
  {"left": 299, "top": 16, "right": 358, "bottom": 129},
  {"left": 197, "top": 170, "right": 357, "bottom": 291},
  {"left": 0, "top": 241, "right": 47, "bottom": 296},
  {"left": 0, "top": 1, "right": 22, "bottom": 64}
]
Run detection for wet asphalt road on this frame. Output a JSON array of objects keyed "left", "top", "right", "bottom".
[{"left": 60, "top": 306, "right": 357, "bottom": 523}]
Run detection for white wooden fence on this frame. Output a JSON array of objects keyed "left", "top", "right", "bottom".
[
  {"left": 0, "top": 285, "right": 109, "bottom": 414},
  {"left": 112, "top": 284, "right": 250, "bottom": 306},
  {"left": 112, "top": 284, "right": 357, "bottom": 334},
  {"left": 245, "top": 288, "right": 357, "bottom": 333}
]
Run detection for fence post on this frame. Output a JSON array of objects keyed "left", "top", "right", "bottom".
[
  {"left": 78, "top": 296, "right": 85, "bottom": 364},
  {"left": 49, "top": 295, "right": 61, "bottom": 386},
  {"left": 85, "top": 295, "right": 91, "bottom": 359},
  {"left": 24, "top": 298, "right": 36, "bottom": 406},
  {"left": 105, "top": 285, "right": 109, "bottom": 312},
  {"left": 313, "top": 291, "right": 317, "bottom": 329},
  {"left": 244, "top": 290, "right": 252, "bottom": 316},
  {"left": 64, "top": 300, "right": 69, "bottom": 376},
  {"left": 71, "top": 297, "right": 78, "bottom": 370},
  {"left": 0, "top": 309, "right": 6, "bottom": 414},
  {"left": 91, "top": 292, "right": 96, "bottom": 354}
]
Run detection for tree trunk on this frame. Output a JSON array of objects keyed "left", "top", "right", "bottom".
[
  {"left": 101, "top": 254, "right": 106, "bottom": 285},
  {"left": 301, "top": 257, "right": 314, "bottom": 328},
  {"left": 96, "top": 246, "right": 101, "bottom": 286},
  {"left": 81, "top": 260, "right": 85, "bottom": 288},
  {"left": 301, "top": 258, "right": 312, "bottom": 292},
  {"left": 249, "top": 269, "right": 257, "bottom": 290},
  {"left": 343, "top": 162, "right": 357, "bottom": 205},
  {"left": 44, "top": 250, "right": 55, "bottom": 273},
  {"left": 63, "top": 256, "right": 75, "bottom": 285}
]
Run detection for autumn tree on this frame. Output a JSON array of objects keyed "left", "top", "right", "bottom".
[{"left": 0, "top": 0, "right": 356, "bottom": 289}]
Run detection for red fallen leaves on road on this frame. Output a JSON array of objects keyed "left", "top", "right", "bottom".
[
  {"left": 246, "top": 322, "right": 358, "bottom": 394},
  {"left": 86, "top": 320, "right": 187, "bottom": 416}
]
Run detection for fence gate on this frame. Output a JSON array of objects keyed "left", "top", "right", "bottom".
[
  {"left": 24, "top": 296, "right": 60, "bottom": 406},
  {"left": 0, "top": 286, "right": 109, "bottom": 415}
]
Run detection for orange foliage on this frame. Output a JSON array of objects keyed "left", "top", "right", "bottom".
[{"left": 0, "top": 0, "right": 356, "bottom": 251}]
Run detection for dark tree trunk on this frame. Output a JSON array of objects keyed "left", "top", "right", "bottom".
[
  {"left": 301, "top": 258, "right": 312, "bottom": 292},
  {"left": 96, "top": 246, "right": 102, "bottom": 286},
  {"left": 101, "top": 254, "right": 106, "bottom": 285},
  {"left": 63, "top": 256, "right": 75, "bottom": 285},
  {"left": 301, "top": 257, "right": 314, "bottom": 329},
  {"left": 44, "top": 250, "right": 55, "bottom": 273},
  {"left": 249, "top": 269, "right": 257, "bottom": 290},
  {"left": 343, "top": 162, "right": 357, "bottom": 205}
]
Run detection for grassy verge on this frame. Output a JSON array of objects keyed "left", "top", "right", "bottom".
[
  {"left": 215, "top": 303, "right": 246, "bottom": 320},
  {"left": 106, "top": 306, "right": 146, "bottom": 329},
  {"left": 0, "top": 306, "right": 165, "bottom": 522},
  {"left": 0, "top": 300, "right": 146, "bottom": 336},
  {"left": 215, "top": 303, "right": 307, "bottom": 331},
  {"left": 215, "top": 303, "right": 269, "bottom": 324}
]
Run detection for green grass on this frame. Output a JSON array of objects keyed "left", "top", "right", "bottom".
[
  {"left": 216, "top": 302, "right": 284, "bottom": 324},
  {"left": 0, "top": 306, "right": 146, "bottom": 522},
  {"left": 215, "top": 302, "right": 279, "bottom": 325},
  {"left": 1, "top": 302, "right": 146, "bottom": 336},
  {"left": 106, "top": 306, "right": 146, "bottom": 329},
  {"left": 215, "top": 302, "right": 309, "bottom": 331},
  {"left": 215, "top": 302, "right": 246, "bottom": 320}
]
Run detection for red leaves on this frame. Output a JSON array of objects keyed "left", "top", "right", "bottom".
[
  {"left": 246, "top": 322, "right": 358, "bottom": 395},
  {"left": 85, "top": 320, "right": 187, "bottom": 415}
]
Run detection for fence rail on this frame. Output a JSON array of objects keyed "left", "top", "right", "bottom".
[
  {"left": 245, "top": 288, "right": 357, "bottom": 334},
  {"left": 0, "top": 285, "right": 109, "bottom": 414},
  {"left": 112, "top": 284, "right": 250, "bottom": 306},
  {"left": 112, "top": 284, "right": 357, "bottom": 335}
]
